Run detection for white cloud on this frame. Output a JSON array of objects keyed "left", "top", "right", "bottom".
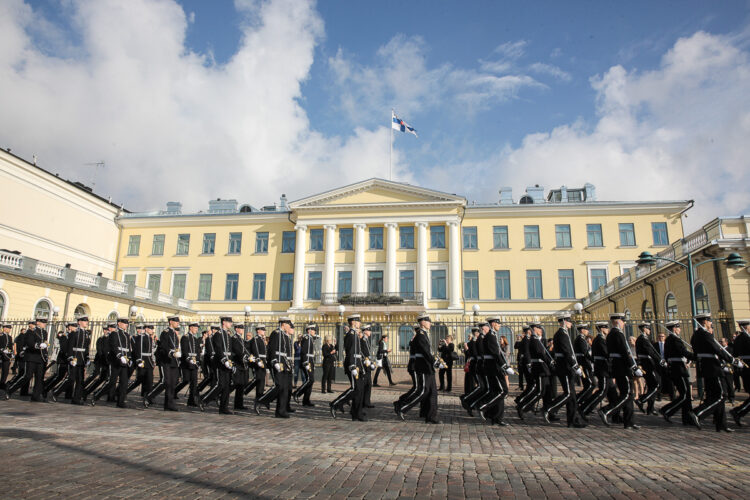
[
  {"left": 440, "top": 30, "right": 750, "bottom": 231},
  {"left": 528, "top": 62, "right": 572, "bottom": 82},
  {"left": 0, "top": 0, "right": 405, "bottom": 211}
]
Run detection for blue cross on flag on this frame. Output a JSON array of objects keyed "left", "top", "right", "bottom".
[{"left": 392, "top": 111, "right": 418, "bottom": 137}]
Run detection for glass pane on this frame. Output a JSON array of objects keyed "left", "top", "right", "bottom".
[
  {"left": 524, "top": 226, "right": 540, "bottom": 248},
  {"left": 152, "top": 234, "right": 164, "bottom": 255},
  {"left": 555, "top": 225, "right": 571, "bottom": 248},
  {"left": 495, "top": 270, "right": 510, "bottom": 299},
  {"left": 177, "top": 234, "right": 190, "bottom": 255},
  {"left": 252, "top": 274, "right": 266, "bottom": 300},
  {"left": 255, "top": 232, "right": 269, "bottom": 253},
  {"left": 279, "top": 273, "right": 293, "bottom": 301},
  {"left": 307, "top": 271, "right": 322, "bottom": 300},
  {"left": 338, "top": 271, "right": 352, "bottom": 295},
  {"left": 229, "top": 233, "right": 242, "bottom": 254},
  {"left": 172, "top": 274, "right": 186, "bottom": 299},
  {"left": 493, "top": 226, "right": 508, "bottom": 249},
  {"left": 202, "top": 233, "right": 216, "bottom": 254},
  {"left": 310, "top": 229, "right": 323, "bottom": 251},
  {"left": 340, "top": 228, "right": 353, "bottom": 250},
  {"left": 198, "top": 274, "right": 212, "bottom": 300},
  {"left": 147, "top": 274, "right": 161, "bottom": 294},
  {"left": 127, "top": 235, "right": 140, "bottom": 256},
  {"left": 587, "top": 224, "right": 603, "bottom": 247},
  {"left": 369, "top": 227, "right": 384, "bottom": 250},
  {"left": 400, "top": 226, "right": 414, "bottom": 249},
  {"left": 399, "top": 270, "right": 414, "bottom": 294},
  {"left": 430, "top": 226, "right": 445, "bottom": 248},
  {"left": 281, "top": 231, "right": 295, "bottom": 253}
]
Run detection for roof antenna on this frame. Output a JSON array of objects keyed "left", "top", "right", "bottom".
[
  {"left": 84, "top": 161, "right": 105, "bottom": 190},
  {"left": 32, "top": 154, "right": 37, "bottom": 165}
]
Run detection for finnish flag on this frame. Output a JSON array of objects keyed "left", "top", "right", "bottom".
[{"left": 392, "top": 111, "right": 418, "bottom": 137}]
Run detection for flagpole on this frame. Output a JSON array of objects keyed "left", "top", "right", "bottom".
[{"left": 389, "top": 109, "right": 394, "bottom": 181}]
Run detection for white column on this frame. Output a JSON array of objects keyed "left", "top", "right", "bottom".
[
  {"left": 353, "top": 223, "right": 367, "bottom": 293},
  {"left": 416, "top": 222, "right": 428, "bottom": 307},
  {"left": 384, "top": 222, "right": 398, "bottom": 294},
  {"left": 448, "top": 220, "right": 462, "bottom": 309},
  {"left": 323, "top": 225, "right": 336, "bottom": 300},
  {"left": 292, "top": 224, "right": 307, "bottom": 309}
]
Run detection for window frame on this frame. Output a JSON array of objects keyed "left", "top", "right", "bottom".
[
  {"left": 618, "top": 223, "right": 636, "bottom": 247},
  {"left": 462, "top": 226, "right": 478, "bottom": 250},
  {"left": 309, "top": 229, "right": 324, "bottom": 252},
  {"left": 463, "top": 270, "right": 479, "bottom": 299},
  {"left": 399, "top": 270, "right": 415, "bottom": 294},
  {"left": 337, "top": 271, "right": 352, "bottom": 295},
  {"left": 127, "top": 235, "right": 141, "bottom": 256},
  {"left": 369, "top": 227, "right": 384, "bottom": 250},
  {"left": 228, "top": 232, "right": 242, "bottom": 255},
  {"left": 151, "top": 234, "right": 165, "bottom": 256},
  {"left": 399, "top": 226, "right": 414, "bottom": 249},
  {"left": 493, "top": 226, "right": 509, "bottom": 249},
  {"left": 652, "top": 222, "right": 669, "bottom": 246},
  {"left": 495, "top": 270, "right": 511, "bottom": 299},
  {"left": 367, "top": 270, "right": 384, "bottom": 294},
  {"left": 176, "top": 233, "right": 190, "bottom": 256},
  {"left": 198, "top": 273, "right": 213, "bottom": 300},
  {"left": 281, "top": 231, "right": 296, "bottom": 253},
  {"left": 555, "top": 224, "right": 572, "bottom": 248},
  {"left": 524, "top": 225, "right": 540, "bottom": 249},
  {"left": 202, "top": 233, "right": 216, "bottom": 255},
  {"left": 339, "top": 228, "right": 353, "bottom": 251},
  {"left": 255, "top": 232, "right": 269, "bottom": 254},
  {"left": 252, "top": 273, "right": 266, "bottom": 300},
  {"left": 430, "top": 269, "right": 447, "bottom": 299},
  {"left": 526, "top": 269, "right": 543, "bottom": 299},
  {"left": 558, "top": 269, "right": 575, "bottom": 299},
  {"left": 225, "top": 273, "right": 239, "bottom": 300},
  {"left": 279, "top": 273, "right": 294, "bottom": 301},
  {"left": 307, "top": 271, "right": 322, "bottom": 300},
  {"left": 171, "top": 272, "right": 187, "bottom": 299},
  {"left": 430, "top": 225, "right": 446, "bottom": 249},
  {"left": 586, "top": 224, "right": 603, "bottom": 247}
]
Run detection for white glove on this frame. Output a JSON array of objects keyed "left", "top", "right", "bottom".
[
  {"left": 634, "top": 368, "right": 644, "bottom": 377},
  {"left": 274, "top": 362, "right": 281, "bottom": 372},
  {"left": 224, "top": 360, "right": 233, "bottom": 369},
  {"left": 39, "top": 342, "right": 48, "bottom": 349},
  {"left": 575, "top": 367, "right": 583, "bottom": 377},
  {"left": 174, "top": 350, "right": 181, "bottom": 359},
  {"left": 723, "top": 366, "right": 731, "bottom": 373},
  {"left": 660, "top": 359, "right": 668, "bottom": 368},
  {"left": 352, "top": 368, "right": 359, "bottom": 378},
  {"left": 505, "top": 367, "right": 515, "bottom": 375},
  {"left": 733, "top": 358, "right": 743, "bottom": 368},
  {"left": 258, "top": 360, "right": 265, "bottom": 368},
  {"left": 120, "top": 355, "right": 127, "bottom": 364},
  {"left": 69, "top": 357, "right": 77, "bottom": 367}
]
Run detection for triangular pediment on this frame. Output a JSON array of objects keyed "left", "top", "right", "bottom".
[{"left": 289, "top": 178, "right": 465, "bottom": 209}]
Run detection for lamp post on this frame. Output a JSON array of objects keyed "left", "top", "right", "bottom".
[
  {"left": 636, "top": 250, "right": 747, "bottom": 323},
  {"left": 244, "top": 305, "right": 252, "bottom": 330},
  {"left": 472, "top": 304, "right": 480, "bottom": 320}
]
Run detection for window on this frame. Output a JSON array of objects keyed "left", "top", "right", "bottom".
[
  {"left": 524, "top": 225, "right": 540, "bottom": 249},
  {"left": 652, "top": 222, "right": 668, "bottom": 246},
  {"left": 339, "top": 228, "right": 353, "bottom": 250},
  {"left": 152, "top": 234, "right": 165, "bottom": 255},
  {"left": 0, "top": 294, "right": 4, "bottom": 320},
  {"left": 309, "top": 229, "right": 323, "bottom": 251},
  {"left": 665, "top": 293, "right": 678, "bottom": 319},
  {"left": 147, "top": 274, "right": 161, "bottom": 294},
  {"left": 34, "top": 299, "right": 51, "bottom": 319},
  {"left": 619, "top": 223, "right": 636, "bottom": 246},
  {"left": 122, "top": 274, "right": 136, "bottom": 287},
  {"left": 400, "top": 226, "right": 414, "bottom": 249},
  {"left": 228, "top": 233, "right": 242, "bottom": 254},
  {"left": 307, "top": 271, "right": 322, "bottom": 300},
  {"left": 555, "top": 225, "right": 571, "bottom": 248},
  {"left": 369, "top": 227, "right": 384, "bottom": 250},
  {"left": 73, "top": 304, "right": 89, "bottom": 319},
  {"left": 695, "top": 283, "right": 710, "bottom": 314},
  {"left": 464, "top": 271, "right": 479, "bottom": 299},
  {"left": 198, "top": 274, "right": 212, "bottom": 300},
  {"left": 225, "top": 274, "right": 239, "bottom": 300},
  {"left": 590, "top": 268, "right": 608, "bottom": 291},
  {"left": 493, "top": 226, "right": 509, "bottom": 249},
  {"left": 337, "top": 271, "right": 352, "bottom": 295},
  {"left": 171, "top": 273, "right": 186, "bottom": 299},
  {"left": 430, "top": 225, "right": 445, "bottom": 248},
  {"left": 252, "top": 273, "right": 266, "bottom": 300},
  {"left": 431, "top": 269, "right": 446, "bottom": 299},
  {"left": 558, "top": 269, "right": 575, "bottom": 299},
  {"left": 202, "top": 233, "right": 216, "bottom": 254},
  {"left": 399, "top": 325, "right": 413, "bottom": 350},
  {"left": 127, "top": 235, "right": 140, "bottom": 256},
  {"left": 176, "top": 234, "right": 190, "bottom": 255},
  {"left": 255, "top": 232, "right": 269, "bottom": 254},
  {"left": 526, "top": 270, "right": 543, "bottom": 299},
  {"left": 281, "top": 231, "right": 295, "bottom": 253},
  {"left": 495, "top": 270, "right": 510, "bottom": 299},
  {"left": 368, "top": 270, "right": 384, "bottom": 294},
  {"left": 279, "top": 273, "right": 294, "bottom": 301},
  {"left": 399, "top": 270, "right": 415, "bottom": 294},
  {"left": 587, "top": 224, "right": 603, "bottom": 247},
  {"left": 462, "top": 227, "right": 478, "bottom": 250}
]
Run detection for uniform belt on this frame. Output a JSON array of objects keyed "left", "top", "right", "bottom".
[
  {"left": 258, "top": 355, "right": 266, "bottom": 358},
  {"left": 354, "top": 354, "right": 362, "bottom": 358},
  {"left": 554, "top": 353, "right": 565, "bottom": 357},
  {"left": 117, "top": 347, "right": 129, "bottom": 351},
  {"left": 530, "top": 358, "right": 545, "bottom": 363},
  {"left": 667, "top": 357, "right": 686, "bottom": 363},
  {"left": 593, "top": 356, "right": 607, "bottom": 361},
  {"left": 73, "top": 348, "right": 86, "bottom": 352},
  {"left": 306, "top": 354, "right": 315, "bottom": 358},
  {"left": 609, "top": 353, "right": 622, "bottom": 358},
  {"left": 697, "top": 353, "right": 718, "bottom": 359},
  {"left": 575, "top": 353, "right": 586, "bottom": 358},
  {"left": 413, "top": 353, "right": 425, "bottom": 358},
  {"left": 637, "top": 355, "right": 650, "bottom": 359},
  {"left": 739, "top": 355, "right": 750, "bottom": 360},
  {"left": 188, "top": 353, "right": 196, "bottom": 356},
  {"left": 141, "top": 353, "right": 152, "bottom": 357},
  {"left": 483, "top": 355, "right": 494, "bottom": 359},
  {"left": 409, "top": 355, "right": 416, "bottom": 359}
]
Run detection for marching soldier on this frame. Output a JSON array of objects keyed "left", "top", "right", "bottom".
[
  {"left": 63, "top": 316, "right": 91, "bottom": 405},
  {"left": 659, "top": 320, "right": 695, "bottom": 425},
  {"left": 462, "top": 327, "right": 480, "bottom": 402},
  {"left": 231, "top": 323, "right": 250, "bottom": 410},
  {"left": 462, "top": 322, "right": 489, "bottom": 414},
  {"left": 730, "top": 319, "right": 750, "bottom": 426},
  {"left": 158, "top": 316, "right": 181, "bottom": 411},
  {"left": 196, "top": 326, "right": 218, "bottom": 395},
  {"left": 516, "top": 322, "right": 554, "bottom": 420},
  {"left": 397, "top": 327, "right": 419, "bottom": 415},
  {"left": 331, "top": 314, "right": 366, "bottom": 421},
  {"left": 478, "top": 317, "right": 513, "bottom": 425},
  {"left": 128, "top": 324, "right": 156, "bottom": 404},
  {"left": 515, "top": 328, "right": 530, "bottom": 391},
  {"left": 257, "top": 317, "right": 294, "bottom": 418},
  {"left": 361, "top": 325, "right": 375, "bottom": 408},
  {"left": 544, "top": 313, "right": 586, "bottom": 427},
  {"left": 6, "top": 323, "right": 32, "bottom": 398},
  {"left": 201, "top": 319, "right": 235, "bottom": 413},
  {"left": 599, "top": 312, "right": 641, "bottom": 430},
  {"left": 394, "top": 314, "right": 439, "bottom": 424},
  {"left": 634, "top": 322, "right": 665, "bottom": 415},
  {"left": 175, "top": 322, "right": 200, "bottom": 407},
  {"left": 580, "top": 321, "right": 615, "bottom": 417},
  {"left": 320, "top": 335, "right": 336, "bottom": 393},
  {"left": 373, "top": 332, "right": 394, "bottom": 386},
  {"left": 293, "top": 323, "right": 317, "bottom": 407},
  {"left": 9, "top": 318, "right": 49, "bottom": 401},
  {"left": 0, "top": 324, "right": 13, "bottom": 398},
  {"left": 245, "top": 325, "right": 267, "bottom": 399},
  {"left": 573, "top": 323, "right": 594, "bottom": 404},
  {"left": 83, "top": 323, "right": 114, "bottom": 398},
  {"left": 44, "top": 323, "right": 74, "bottom": 400},
  {"left": 95, "top": 318, "right": 132, "bottom": 408},
  {"left": 690, "top": 313, "right": 740, "bottom": 431}
]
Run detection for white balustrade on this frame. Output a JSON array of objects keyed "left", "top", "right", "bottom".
[
  {"left": 106, "top": 279, "right": 129, "bottom": 294},
  {"left": 134, "top": 287, "right": 153, "bottom": 300},
  {"left": 35, "top": 261, "right": 65, "bottom": 279},
  {"left": 0, "top": 250, "right": 23, "bottom": 269},
  {"left": 74, "top": 271, "right": 100, "bottom": 287}
]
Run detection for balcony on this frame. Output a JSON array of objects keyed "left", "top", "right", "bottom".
[{"left": 320, "top": 292, "right": 423, "bottom": 306}]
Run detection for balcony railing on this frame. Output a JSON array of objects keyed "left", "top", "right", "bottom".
[{"left": 320, "top": 292, "right": 424, "bottom": 306}]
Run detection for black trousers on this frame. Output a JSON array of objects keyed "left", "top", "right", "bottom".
[
  {"left": 362, "top": 367, "right": 372, "bottom": 406},
  {"left": 43, "top": 363, "right": 68, "bottom": 396},
  {"left": 576, "top": 366, "right": 594, "bottom": 404},
  {"left": 147, "top": 365, "right": 166, "bottom": 404},
  {"left": 275, "top": 370, "right": 292, "bottom": 417},
  {"left": 517, "top": 361, "right": 527, "bottom": 389},
  {"left": 694, "top": 376, "right": 728, "bottom": 430},
  {"left": 580, "top": 371, "right": 615, "bottom": 416},
  {"left": 294, "top": 364, "right": 314, "bottom": 403},
  {"left": 638, "top": 365, "right": 661, "bottom": 413},
  {"left": 518, "top": 374, "right": 548, "bottom": 413},
  {"left": 84, "top": 363, "right": 108, "bottom": 399},
  {"left": 106, "top": 363, "right": 129, "bottom": 405},
  {"left": 721, "top": 370, "right": 735, "bottom": 402},
  {"left": 321, "top": 361, "right": 334, "bottom": 391},
  {"left": 734, "top": 370, "right": 750, "bottom": 418},
  {"left": 464, "top": 366, "right": 477, "bottom": 394},
  {"left": 397, "top": 369, "right": 418, "bottom": 408},
  {"left": 26, "top": 360, "right": 45, "bottom": 401},
  {"left": 602, "top": 374, "right": 634, "bottom": 427},
  {"left": 69, "top": 364, "right": 85, "bottom": 403},
  {"left": 479, "top": 371, "right": 507, "bottom": 421},
  {"left": 661, "top": 372, "right": 693, "bottom": 424},
  {"left": 547, "top": 373, "right": 584, "bottom": 426},
  {"left": 373, "top": 358, "right": 393, "bottom": 385},
  {"left": 462, "top": 368, "right": 487, "bottom": 409},
  {"left": 215, "top": 368, "right": 231, "bottom": 411},
  {"left": 179, "top": 367, "right": 199, "bottom": 404},
  {"left": 233, "top": 368, "right": 248, "bottom": 408},
  {"left": 439, "top": 362, "right": 453, "bottom": 391},
  {"left": 128, "top": 365, "right": 154, "bottom": 397},
  {"left": 400, "top": 371, "right": 437, "bottom": 421},
  {"left": 245, "top": 367, "right": 266, "bottom": 398},
  {"left": 0, "top": 359, "right": 10, "bottom": 391},
  {"left": 162, "top": 365, "right": 179, "bottom": 410}
]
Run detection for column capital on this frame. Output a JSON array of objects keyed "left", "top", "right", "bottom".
[
  {"left": 353, "top": 223, "right": 367, "bottom": 230},
  {"left": 446, "top": 220, "right": 460, "bottom": 227},
  {"left": 294, "top": 224, "right": 308, "bottom": 231},
  {"left": 384, "top": 222, "right": 398, "bottom": 229},
  {"left": 414, "top": 221, "right": 429, "bottom": 228},
  {"left": 323, "top": 224, "right": 337, "bottom": 231}
]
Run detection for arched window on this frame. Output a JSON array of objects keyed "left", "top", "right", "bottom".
[
  {"left": 519, "top": 195, "right": 533, "bottom": 204},
  {"left": 665, "top": 293, "right": 678, "bottom": 320},
  {"left": 694, "top": 283, "right": 710, "bottom": 314},
  {"left": 398, "top": 324, "right": 413, "bottom": 351},
  {"left": 0, "top": 293, "right": 5, "bottom": 320},
  {"left": 641, "top": 300, "right": 652, "bottom": 320},
  {"left": 430, "top": 322, "right": 448, "bottom": 350},
  {"left": 74, "top": 304, "right": 90, "bottom": 319},
  {"left": 33, "top": 299, "right": 51, "bottom": 319}
]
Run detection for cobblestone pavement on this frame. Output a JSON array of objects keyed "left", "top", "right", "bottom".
[{"left": 1, "top": 382, "right": 749, "bottom": 499}]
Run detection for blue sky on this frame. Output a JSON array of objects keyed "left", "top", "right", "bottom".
[{"left": 3, "top": 0, "right": 750, "bottom": 226}]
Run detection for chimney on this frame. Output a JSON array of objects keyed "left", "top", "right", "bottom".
[
  {"left": 525, "top": 185, "right": 545, "bottom": 203},
  {"left": 165, "top": 201, "right": 182, "bottom": 214},
  {"left": 498, "top": 187, "right": 513, "bottom": 205},
  {"left": 560, "top": 185, "right": 568, "bottom": 203},
  {"left": 208, "top": 199, "right": 238, "bottom": 214},
  {"left": 584, "top": 183, "right": 596, "bottom": 201},
  {"left": 280, "top": 193, "right": 288, "bottom": 210}
]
